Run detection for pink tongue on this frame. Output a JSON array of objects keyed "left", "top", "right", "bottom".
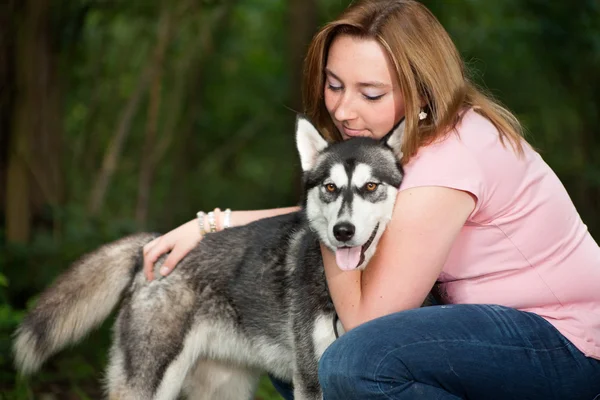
[{"left": 335, "top": 246, "right": 362, "bottom": 271}]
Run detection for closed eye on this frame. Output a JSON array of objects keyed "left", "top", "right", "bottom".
[{"left": 363, "top": 94, "right": 384, "bottom": 101}]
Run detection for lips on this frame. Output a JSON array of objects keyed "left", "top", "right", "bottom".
[
  {"left": 361, "top": 223, "right": 379, "bottom": 258},
  {"left": 342, "top": 127, "right": 365, "bottom": 137}
]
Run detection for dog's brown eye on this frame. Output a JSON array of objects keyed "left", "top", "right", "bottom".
[
  {"left": 325, "top": 183, "right": 336, "bottom": 193},
  {"left": 365, "top": 182, "right": 378, "bottom": 192}
]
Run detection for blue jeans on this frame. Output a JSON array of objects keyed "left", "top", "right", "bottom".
[{"left": 272, "top": 304, "right": 600, "bottom": 399}]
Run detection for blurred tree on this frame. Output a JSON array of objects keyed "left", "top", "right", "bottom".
[
  {"left": 288, "top": 0, "right": 317, "bottom": 112},
  {"left": 0, "top": 0, "right": 15, "bottom": 222},
  {"left": 87, "top": 60, "right": 152, "bottom": 216},
  {"left": 6, "top": 0, "right": 63, "bottom": 243},
  {"left": 135, "top": 2, "right": 175, "bottom": 227}
]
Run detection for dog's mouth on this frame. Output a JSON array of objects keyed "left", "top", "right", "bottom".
[{"left": 335, "top": 223, "right": 379, "bottom": 271}]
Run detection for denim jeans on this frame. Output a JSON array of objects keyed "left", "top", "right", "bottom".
[{"left": 272, "top": 304, "right": 600, "bottom": 400}]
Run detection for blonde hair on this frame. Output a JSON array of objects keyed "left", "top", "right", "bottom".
[{"left": 302, "top": 0, "right": 524, "bottom": 162}]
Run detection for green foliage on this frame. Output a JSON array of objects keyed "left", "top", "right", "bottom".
[
  {"left": 255, "top": 376, "right": 285, "bottom": 400},
  {"left": 2, "top": 0, "right": 600, "bottom": 397},
  {"left": 0, "top": 274, "right": 25, "bottom": 382}
]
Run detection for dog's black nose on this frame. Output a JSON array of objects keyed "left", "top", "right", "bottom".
[{"left": 333, "top": 222, "right": 355, "bottom": 242}]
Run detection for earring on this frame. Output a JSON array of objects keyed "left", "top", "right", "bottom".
[{"left": 418, "top": 109, "right": 428, "bottom": 121}]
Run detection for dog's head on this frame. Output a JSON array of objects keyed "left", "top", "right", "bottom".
[{"left": 296, "top": 117, "right": 404, "bottom": 271}]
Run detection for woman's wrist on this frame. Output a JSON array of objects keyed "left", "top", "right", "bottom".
[{"left": 196, "top": 207, "right": 232, "bottom": 235}]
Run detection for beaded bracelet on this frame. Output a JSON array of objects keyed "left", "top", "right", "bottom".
[
  {"left": 207, "top": 211, "right": 217, "bottom": 233},
  {"left": 196, "top": 211, "right": 206, "bottom": 236},
  {"left": 197, "top": 208, "right": 232, "bottom": 234},
  {"left": 223, "top": 208, "right": 232, "bottom": 229}
]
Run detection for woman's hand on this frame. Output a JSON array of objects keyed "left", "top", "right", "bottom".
[
  {"left": 142, "top": 206, "right": 300, "bottom": 281},
  {"left": 142, "top": 219, "right": 201, "bottom": 281}
]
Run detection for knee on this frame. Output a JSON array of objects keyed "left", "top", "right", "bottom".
[
  {"left": 318, "top": 331, "right": 363, "bottom": 395},
  {"left": 318, "top": 322, "right": 396, "bottom": 396}
]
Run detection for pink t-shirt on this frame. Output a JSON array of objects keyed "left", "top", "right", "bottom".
[{"left": 400, "top": 109, "right": 600, "bottom": 359}]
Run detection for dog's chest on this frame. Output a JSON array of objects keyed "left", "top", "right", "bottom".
[{"left": 311, "top": 313, "right": 338, "bottom": 359}]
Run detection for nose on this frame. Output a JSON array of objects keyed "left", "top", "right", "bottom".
[
  {"left": 334, "top": 94, "right": 357, "bottom": 122},
  {"left": 333, "top": 222, "right": 355, "bottom": 242}
]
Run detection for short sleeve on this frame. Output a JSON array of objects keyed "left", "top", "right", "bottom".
[{"left": 400, "top": 132, "right": 486, "bottom": 218}]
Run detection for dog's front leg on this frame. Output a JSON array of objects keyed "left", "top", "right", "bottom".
[
  {"left": 292, "top": 325, "right": 327, "bottom": 400},
  {"left": 292, "top": 372, "right": 323, "bottom": 400}
]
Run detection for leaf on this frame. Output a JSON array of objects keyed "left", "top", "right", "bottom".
[{"left": 0, "top": 274, "right": 8, "bottom": 287}]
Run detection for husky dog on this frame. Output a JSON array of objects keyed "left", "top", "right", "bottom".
[{"left": 13, "top": 117, "right": 407, "bottom": 400}]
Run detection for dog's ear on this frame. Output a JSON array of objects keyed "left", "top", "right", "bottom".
[
  {"left": 296, "top": 116, "right": 328, "bottom": 171},
  {"left": 381, "top": 118, "right": 405, "bottom": 160}
]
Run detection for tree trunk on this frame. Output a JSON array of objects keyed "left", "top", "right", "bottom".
[
  {"left": 135, "top": 6, "right": 174, "bottom": 227},
  {"left": 288, "top": 0, "right": 317, "bottom": 113},
  {"left": 6, "top": 120, "right": 30, "bottom": 242},
  {"left": 87, "top": 62, "right": 151, "bottom": 215},
  {"left": 0, "top": 0, "right": 16, "bottom": 215},
  {"left": 287, "top": 0, "right": 317, "bottom": 200},
  {"left": 154, "top": 2, "right": 235, "bottom": 228},
  {"left": 6, "top": 0, "right": 60, "bottom": 243}
]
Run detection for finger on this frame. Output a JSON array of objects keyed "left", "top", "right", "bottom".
[
  {"left": 142, "top": 237, "right": 162, "bottom": 281},
  {"left": 143, "top": 243, "right": 171, "bottom": 282},
  {"left": 158, "top": 245, "right": 191, "bottom": 277},
  {"left": 143, "top": 250, "right": 157, "bottom": 282},
  {"left": 143, "top": 237, "right": 161, "bottom": 255}
]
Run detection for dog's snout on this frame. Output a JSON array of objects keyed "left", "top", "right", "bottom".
[{"left": 333, "top": 222, "right": 355, "bottom": 242}]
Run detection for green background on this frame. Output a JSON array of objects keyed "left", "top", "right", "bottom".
[{"left": 1, "top": 0, "right": 599, "bottom": 398}]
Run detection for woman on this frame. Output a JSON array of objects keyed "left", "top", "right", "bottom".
[{"left": 143, "top": 0, "right": 600, "bottom": 398}]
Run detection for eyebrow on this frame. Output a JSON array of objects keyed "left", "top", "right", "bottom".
[{"left": 325, "top": 68, "right": 389, "bottom": 89}]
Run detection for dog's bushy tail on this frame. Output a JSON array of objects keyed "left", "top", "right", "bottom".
[{"left": 13, "top": 233, "right": 158, "bottom": 374}]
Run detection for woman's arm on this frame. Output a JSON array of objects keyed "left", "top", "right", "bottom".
[
  {"left": 143, "top": 206, "right": 300, "bottom": 280},
  {"left": 323, "top": 186, "right": 475, "bottom": 331},
  {"left": 228, "top": 207, "right": 300, "bottom": 227}
]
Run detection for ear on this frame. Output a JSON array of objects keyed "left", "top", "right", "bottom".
[
  {"left": 296, "top": 116, "right": 328, "bottom": 171},
  {"left": 381, "top": 118, "right": 405, "bottom": 160}
]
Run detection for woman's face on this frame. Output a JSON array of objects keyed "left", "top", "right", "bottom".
[{"left": 324, "top": 35, "right": 405, "bottom": 140}]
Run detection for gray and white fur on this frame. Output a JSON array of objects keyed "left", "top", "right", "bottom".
[{"left": 14, "top": 117, "right": 410, "bottom": 400}]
